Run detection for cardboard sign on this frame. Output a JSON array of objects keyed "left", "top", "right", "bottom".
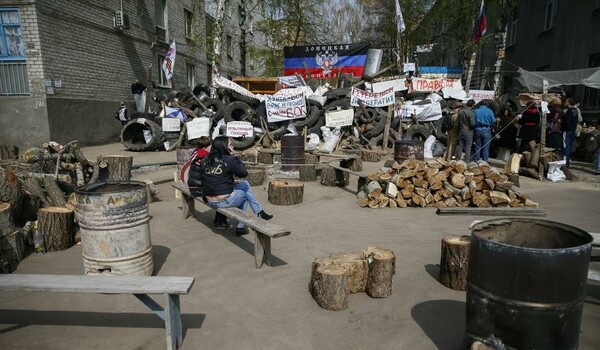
[
  {"left": 265, "top": 90, "right": 307, "bottom": 122},
  {"left": 468, "top": 89, "right": 495, "bottom": 103},
  {"left": 278, "top": 75, "right": 304, "bottom": 88},
  {"left": 161, "top": 117, "right": 181, "bottom": 132},
  {"left": 350, "top": 87, "right": 395, "bottom": 107},
  {"left": 325, "top": 109, "right": 354, "bottom": 127},
  {"left": 214, "top": 75, "right": 264, "bottom": 101},
  {"left": 403, "top": 63, "right": 415, "bottom": 73},
  {"left": 186, "top": 117, "right": 211, "bottom": 140},
  {"left": 226, "top": 121, "right": 254, "bottom": 138},
  {"left": 412, "top": 78, "right": 462, "bottom": 92},
  {"left": 365, "top": 79, "right": 407, "bottom": 93}
]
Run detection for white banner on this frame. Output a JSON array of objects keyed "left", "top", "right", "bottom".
[
  {"left": 161, "top": 117, "right": 181, "bottom": 132},
  {"left": 186, "top": 117, "right": 211, "bottom": 140},
  {"left": 266, "top": 90, "right": 307, "bottom": 122},
  {"left": 162, "top": 40, "right": 176, "bottom": 81},
  {"left": 226, "top": 121, "right": 254, "bottom": 138},
  {"left": 350, "top": 87, "right": 395, "bottom": 107},
  {"left": 278, "top": 75, "right": 305, "bottom": 88},
  {"left": 325, "top": 109, "right": 354, "bottom": 127},
  {"left": 412, "top": 78, "right": 462, "bottom": 92},
  {"left": 468, "top": 89, "right": 495, "bottom": 103},
  {"left": 403, "top": 63, "right": 415, "bottom": 73},
  {"left": 396, "top": 102, "right": 443, "bottom": 122},
  {"left": 365, "top": 79, "right": 407, "bottom": 93},
  {"left": 214, "top": 75, "right": 264, "bottom": 101}
]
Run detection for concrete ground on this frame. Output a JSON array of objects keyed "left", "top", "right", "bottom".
[{"left": 1, "top": 143, "right": 599, "bottom": 350}]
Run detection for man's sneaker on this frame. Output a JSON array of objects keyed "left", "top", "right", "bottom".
[
  {"left": 235, "top": 227, "right": 248, "bottom": 236},
  {"left": 214, "top": 221, "right": 233, "bottom": 230},
  {"left": 257, "top": 210, "right": 273, "bottom": 220}
]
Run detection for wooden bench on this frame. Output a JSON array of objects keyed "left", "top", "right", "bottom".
[
  {"left": 171, "top": 182, "right": 291, "bottom": 268},
  {"left": 0, "top": 274, "right": 194, "bottom": 350},
  {"left": 328, "top": 164, "right": 369, "bottom": 192}
]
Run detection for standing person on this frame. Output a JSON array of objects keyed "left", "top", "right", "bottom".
[
  {"left": 473, "top": 103, "right": 496, "bottom": 162},
  {"left": 184, "top": 136, "right": 231, "bottom": 229},
  {"left": 562, "top": 98, "right": 580, "bottom": 167},
  {"left": 518, "top": 102, "right": 540, "bottom": 153},
  {"left": 497, "top": 107, "right": 518, "bottom": 154},
  {"left": 442, "top": 101, "right": 461, "bottom": 160},
  {"left": 455, "top": 99, "right": 476, "bottom": 161},
  {"left": 547, "top": 97, "right": 564, "bottom": 156},
  {"left": 200, "top": 136, "right": 272, "bottom": 236},
  {"left": 113, "top": 101, "right": 129, "bottom": 126}
]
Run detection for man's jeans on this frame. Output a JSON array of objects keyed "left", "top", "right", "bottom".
[
  {"left": 455, "top": 132, "right": 474, "bottom": 161},
  {"left": 207, "top": 180, "right": 263, "bottom": 229},
  {"left": 234, "top": 180, "right": 262, "bottom": 213},
  {"left": 474, "top": 127, "right": 492, "bottom": 162},
  {"left": 564, "top": 131, "right": 576, "bottom": 167}
]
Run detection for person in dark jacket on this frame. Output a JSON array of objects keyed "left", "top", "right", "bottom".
[
  {"left": 562, "top": 98, "right": 580, "bottom": 167},
  {"left": 455, "top": 99, "right": 476, "bottom": 161},
  {"left": 546, "top": 97, "right": 564, "bottom": 155},
  {"left": 184, "top": 137, "right": 230, "bottom": 229},
  {"left": 200, "top": 136, "right": 272, "bottom": 236},
  {"left": 497, "top": 107, "right": 518, "bottom": 153},
  {"left": 518, "top": 103, "right": 540, "bottom": 152}
]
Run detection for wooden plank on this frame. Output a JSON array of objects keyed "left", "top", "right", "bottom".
[
  {"left": 0, "top": 275, "right": 195, "bottom": 295},
  {"left": 329, "top": 165, "right": 368, "bottom": 179},
  {"left": 164, "top": 293, "right": 182, "bottom": 350},
  {"left": 437, "top": 207, "right": 547, "bottom": 217},
  {"left": 219, "top": 207, "right": 290, "bottom": 238}
]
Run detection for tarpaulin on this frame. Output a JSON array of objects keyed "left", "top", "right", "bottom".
[
  {"left": 516, "top": 67, "right": 600, "bottom": 92},
  {"left": 283, "top": 43, "right": 370, "bottom": 79}
]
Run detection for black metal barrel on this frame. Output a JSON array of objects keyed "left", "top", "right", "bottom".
[
  {"left": 394, "top": 140, "right": 424, "bottom": 162},
  {"left": 281, "top": 135, "right": 305, "bottom": 171},
  {"left": 467, "top": 218, "right": 593, "bottom": 350}
]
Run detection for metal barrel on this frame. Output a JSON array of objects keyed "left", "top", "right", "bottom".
[
  {"left": 394, "top": 140, "right": 424, "bottom": 162},
  {"left": 75, "top": 181, "right": 153, "bottom": 276},
  {"left": 467, "top": 218, "right": 593, "bottom": 350},
  {"left": 281, "top": 135, "right": 305, "bottom": 171}
]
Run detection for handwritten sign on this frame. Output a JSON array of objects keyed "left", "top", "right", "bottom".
[
  {"left": 350, "top": 87, "right": 395, "bottom": 107},
  {"left": 325, "top": 109, "right": 354, "bottom": 127},
  {"left": 412, "top": 78, "right": 462, "bottom": 92},
  {"left": 226, "top": 121, "right": 254, "bottom": 138},
  {"left": 265, "top": 90, "right": 307, "bottom": 122},
  {"left": 186, "top": 117, "right": 211, "bottom": 140},
  {"left": 365, "top": 79, "right": 407, "bottom": 93},
  {"left": 403, "top": 63, "right": 415, "bottom": 73},
  {"left": 161, "top": 117, "right": 181, "bottom": 132},
  {"left": 215, "top": 75, "right": 264, "bottom": 101},
  {"left": 468, "top": 90, "right": 495, "bottom": 103},
  {"left": 278, "top": 75, "right": 304, "bottom": 88}
]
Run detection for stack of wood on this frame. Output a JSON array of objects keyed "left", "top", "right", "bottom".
[
  {"left": 310, "top": 246, "right": 395, "bottom": 311},
  {"left": 357, "top": 157, "right": 538, "bottom": 209}
]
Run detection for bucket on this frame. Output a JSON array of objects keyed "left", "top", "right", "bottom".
[
  {"left": 394, "top": 140, "right": 424, "bottom": 162},
  {"left": 467, "top": 218, "right": 593, "bottom": 350},
  {"left": 281, "top": 135, "right": 305, "bottom": 171},
  {"left": 75, "top": 181, "right": 153, "bottom": 276}
]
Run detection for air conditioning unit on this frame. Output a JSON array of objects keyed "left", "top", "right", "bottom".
[
  {"left": 113, "top": 10, "right": 130, "bottom": 30},
  {"left": 155, "top": 26, "right": 167, "bottom": 43}
]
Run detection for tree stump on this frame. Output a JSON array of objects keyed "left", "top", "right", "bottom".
[
  {"left": 299, "top": 165, "right": 317, "bottom": 182},
  {"left": 0, "top": 229, "right": 25, "bottom": 264},
  {"left": 0, "top": 145, "right": 18, "bottom": 160},
  {"left": 439, "top": 235, "right": 471, "bottom": 291},
  {"left": 97, "top": 155, "right": 133, "bottom": 181},
  {"left": 257, "top": 150, "right": 274, "bottom": 164},
  {"left": 0, "top": 166, "right": 22, "bottom": 217},
  {"left": 320, "top": 167, "right": 348, "bottom": 186},
  {"left": 329, "top": 252, "right": 368, "bottom": 294},
  {"left": 268, "top": 181, "right": 303, "bottom": 205},
  {"left": 42, "top": 176, "right": 66, "bottom": 207},
  {"left": 365, "top": 246, "right": 395, "bottom": 298},
  {"left": 341, "top": 157, "right": 363, "bottom": 171},
  {"left": 38, "top": 207, "right": 75, "bottom": 251},
  {"left": 304, "top": 153, "right": 319, "bottom": 164},
  {"left": 239, "top": 151, "right": 257, "bottom": 163},
  {"left": 246, "top": 169, "right": 265, "bottom": 186},
  {"left": 311, "top": 262, "right": 348, "bottom": 311},
  {"left": 0, "top": 202, "right": 16, "bottom": 234},
  {"left": 361, "top": 149, "right": 382, "bottom": 162}
]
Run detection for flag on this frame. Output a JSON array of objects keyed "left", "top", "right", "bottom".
[
  {"left": 283, "top": 43, "right": 370, "bottom": 79},
  {"left": 395, "top": 0, "right": 406, "bottom": 33},
  {"left": 162, "top": 40, "right": 176, "bottom": 80},
  {"left": 472, "top": 0, "right": 487, "bottom": 45}
]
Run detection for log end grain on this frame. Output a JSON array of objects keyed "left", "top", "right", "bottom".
[
  {"left": 311, "top": 264, "right": 349, "bottom": 311},
  {"left": 439, "top": 235, "right": 471, "bottom": 291}
]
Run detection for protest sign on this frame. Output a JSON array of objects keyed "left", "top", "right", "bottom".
[
  {"left": 215, "top": 75, "right": 264, "bottom": 101},
  {"left": 412, "top": 78, "right": 462, "bottom": 92},
  {"left": 161, "top": 117, "right": 181, "bottom": 132},
  {"left": 403, "top": 63, "right": 415, "bottom": 73},
  {"left": 468, "top": 89, "right": 495, "bottom": 103},
  {"left": 278, "top": 75, "right": 304, "bottom": 88},
  {"left": 186, "top": 117, "right": 211, "bottom": 140},
  {"left": 365, "top": 79, "right": 407, "bottom": 93},
  {"left": 265, "top": 90, "right": 307, "bottom": 122},
  {"left": 325, "top": 109, "right": 354, "bottom": 127},
  {"left": 350, "top": 87, "right": 395, "bottom": 107},
  {"left": 226, "top": 121, "right": 254, "bottom": 138}
]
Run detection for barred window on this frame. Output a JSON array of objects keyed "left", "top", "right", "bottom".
[{"left": 0, "top": 8, "right": 28, "bottom": 95}]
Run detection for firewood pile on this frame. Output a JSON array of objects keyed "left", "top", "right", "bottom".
[{"left": 357, "top": 157, "right": 538, "bottom": 209}]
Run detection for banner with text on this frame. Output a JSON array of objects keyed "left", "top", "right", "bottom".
[
  {"left": 283, "top": 43, "right": 370, "bottom": 79},
  {"left": 226, "top": 121, "right": 254, "bottom": 138},
  {"left": 365, "top": 79, "right": 408, "bottom": 93},
  {"left": 325, "top": 109, "right": 354, "bottom": 127},
  {"left": 186, "top": 117, "right": 211, "bottom": 140},
  {"left": 412, "top": 78, "right": 462, "bottom": 92},
  {"left": 215, "top": 75, "right": 264, "bottom": 101},
  {"left": 350, "top": 87, "right": 395, "bottom": 107},
  {"left": 278, "top": 75, "right": 305, "bottom": 88},
  {"left": 265, "top": 90, "right": 307, "bottom": 122},
  {"left": 468, "top": 89, "right": 495, "bottom": 103}
]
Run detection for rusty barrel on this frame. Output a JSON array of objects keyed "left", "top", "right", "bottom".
[
  {"left": 467, "top": 218, "right": 592, "bottom": 349},
  {"left": 75, "top": 181, "right": 153, "bottom": 276},
  {"left": 394, "top": 140, "right": 424, "bottom": 162},
  {"left": 281, "top": 135, "right": 305, "bottom": 171}
]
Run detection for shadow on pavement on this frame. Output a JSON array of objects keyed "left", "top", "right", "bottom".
[
  {"left": 411, "top": 299, "right": 466, "bottom": 350},
  {"left": 424, "top": 263, "right": 440, "bottom": 282},
  {"left": 152, "top": 245, "right": 171, "bottom": 274}
]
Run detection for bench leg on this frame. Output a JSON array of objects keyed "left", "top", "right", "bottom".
[
  {"left": 164, "top": 293, "right": 182, "bottom": 350},
  {"left": 181, "top": 194, "right": 195, "bottom": 219},
  {"left": 253, "top": 230, "right": 272, "bottom": 269},
  {"left": 357, "top": 176, "right": 368, "bottom": 192}
]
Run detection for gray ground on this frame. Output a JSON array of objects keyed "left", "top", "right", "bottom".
[{"left": 1, "top": 144, "right": 599, "bottom": 350}]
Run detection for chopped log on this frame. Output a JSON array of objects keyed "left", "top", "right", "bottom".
[
  {"left": 0, "top": 166, "right": 22, "bottom": 215},
  {"left": 484, "top": 178, "right": 496, "bottom": 190},
  {"left": 399, "top": 168, "right": 417, "bottom": 178},
  {"left": 528, "top": 143, "right": 541, "bottom": 168},
  {"left": 37, "top": 207, "right": 75, "bottom": 251},
  {"left": 0, "top": 228, "right": 25, "bottom": 264},
  {"left": 494, "top": 181, "right": 513, "bottom": 192},
  {"left": 560, "top": 165, "right": 577, "bottom": 181},
  {"left": 450, "top": 173, "right": 466, "bottom": 189},
  {"left": 320, "top": 166, "right": 348, "bottom": 186},
  {"left": 357, "top": 191, "right": 370, "bottom": 207},
  {"left": 304, "top": 153, "right": 319, "bottom": 164},
  {"left": 454, "top": 160, "right": 467, "bottom": 173},
  {"left": 504, "top": 153, "right": 522, "bottom": 174},
  {"left": 489, "top": 191, "right": 511, "bottom": 204},
  {"left": 257, "top": 150, "right": 274, "bottom": 164},
  {"left": 366, "top": 181, "right": 383, "bottom": 198},
  {"left": 311, "top": 261, "right": 349, "bottom": 311},
  {"left": 299, "top": 165, "right": 317, "bottom": 182},
  {"left": 41, "top": 176, "right": 67, "bottom": 207},
  {"left": 0, "top": 145, "right": 18, "bottom": 160},
  {"left": 439, "top": 235, "right": 471, "bottom": 291},
  {"left": 463, "top": 171, "right": 474, "bottom": 183},
  {"left": 246, "top": 169, "right": 266, "bottom": 186},
  {"left": 0, "top": 202, "right": 16, "bottom": 235},
  {"left": 412, "top": 193, "right": 427, "bottom": 207},
  {"left": 268, "top": 181, "right": 304, "bottom": 205},
  {"left": 239, "top": 152, "right": 257, "bottom": 163},
  {"left": 75, "top": 162, "right": 85, "bottom": 186},
  {"left": 443, "top": 181, "right": 461, "bottom": 195},
  {"left": 97, "top": 155, "right": 133, "bottom": 181},
  {"left": 340, "top": 157, "right": 363, "bottom": 171},
  {"left": 328, "top": 252, "right": 368, "bottom": 294},
  {"left": 364, "top": 246, "right": 395, "bottom": 298},
  {"left": 388, "top": 198, "right": 397, "bottom": 208},
  {"left": 24, "top": 173, "right": 72, "bottom": 183},
  {"left": 361, "top": 149, "right": 382, "bottom": 162},
  {"left": 368, "top": 198, "right": 379, "bottom": 208},
  {"left": 386, "top": 182, "right": 398, "bottom": 198},
  {"left": 525, "top": 199, "right": 539, "bottom": 208},
  {"left": 396, "top": 197, "right": 408, "bottom": 208}
]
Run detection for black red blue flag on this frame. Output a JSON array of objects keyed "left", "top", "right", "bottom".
[{"left": 283, "top": 43, "right": 370, "bottom": 79}]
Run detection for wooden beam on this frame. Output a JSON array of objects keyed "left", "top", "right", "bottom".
[{"left": 437, "top": 207, "right": 546, "bottom": 217}]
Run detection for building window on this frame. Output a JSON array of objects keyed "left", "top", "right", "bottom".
[
  {"left": 543, "top": 0, "right": 557, "bottom": 31},
  {"left": 155, "top": 0, "right": 168, "bottom": 42},
  {"left": 185, "top": 9, "right": 193, "bottom": 39},
  {"left": 583, "top": 54, "right": 600, "bottom": 110},
  {"left": 186, "top": 63, "right": 195, "bottom": 88},
  {"left": 226, "top": 35, "right": 232, "bottom": 58},
  {"left": 507, "top": 20, "right": 518, "bottom": 47},
  {"left": 157, "top": 56, "right": 172, "bottom": 88},
  {"left": 0, "top": 8, "right": 28, "bottom": 95}
]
